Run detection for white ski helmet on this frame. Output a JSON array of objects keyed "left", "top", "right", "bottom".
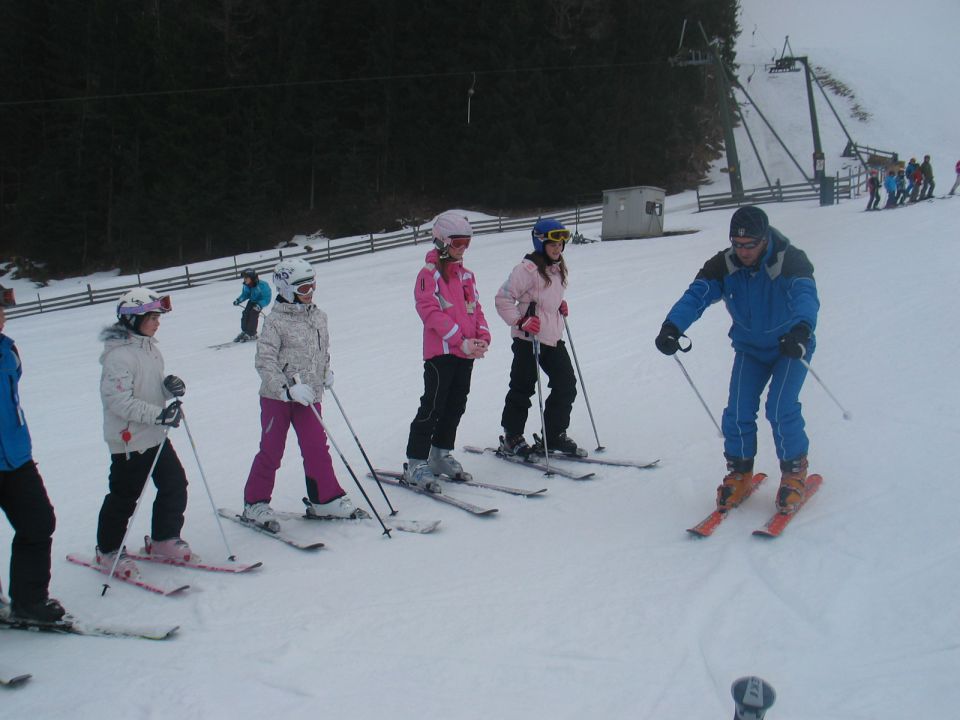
[
  {"left": 116, "top": 287, "right": 171, "bottom": 331},
  {"left": 431, "top": 212, "right": 473, "bottom": 252},
  {"left": 273, "top": 257, "right": 316, "bottom": 302}
]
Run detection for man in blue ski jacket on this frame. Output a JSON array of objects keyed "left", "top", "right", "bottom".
[
  {"left": 654, "top": 206, "right": 820, "bottom": 515},
  {"left": 0, "top": 285, "right": 66, "bottom": 622},
  {"left": 233, "top": 268, "right": 272, "bottom": 342}
]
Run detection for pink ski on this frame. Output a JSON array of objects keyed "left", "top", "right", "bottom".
[
  {"left": 66, "top": 554, "right": 190, "bottom": 596},
  {"left": 128, "top": 537, "right": 262, "bottom": 573}
]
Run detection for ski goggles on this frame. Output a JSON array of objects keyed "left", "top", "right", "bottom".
[
  {"left": 0, "top": 286, "right": 15, "bottom": 308},
  {"left": 117, "top": 295, "right": 172, "bottom": 315},
  {"left": 448, "top": 235, "right": 471, "bottom": 249},
  {"left": 541, "top": 228, "right": 571, "bottom": 244},
  {"left": 730, "top": 236, "right": 764, "bottom": 250},
  {"left": 294, "top": 281, "right": 316, "bottom": 295}
]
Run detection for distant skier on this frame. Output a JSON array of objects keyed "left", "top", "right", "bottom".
[
  {"left": 95, "top": 288, "right": 195, "bottom": 579},
  {"left": 0, "top": 285, "right": 66, "bottom": 623},
  {"left": 655, "top": 205, "right": 820, "bottom": 515},
  {"left": 241, "top": 258, "right": 363, "bottom": 527},
  {"left": 919, "top": 154, "right": 935, "bottom": 200},
  {"left": 401, "top": 212, "right": 491, "bottom": 492},
  {"left": 895, "top": 168, "right": 909, "bottom": 206},
  {"left": 949, "top": 158, "right": 960, "bottom": 196},
  {"left": 232, "top": 268, "right": 272, "bottom": 342},
  {"left": 495, "top": 218, "right": 583, "bottom": 460},
  {"left": 883, "top": 169, "right": 898, "bottom": 208},
  {"left": 865, "top": 169, "right": 881, "bottom": 210}
]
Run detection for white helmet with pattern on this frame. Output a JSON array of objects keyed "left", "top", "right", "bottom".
[
  {"left": 116, "top": 287, "right": 171, "bottom": 331},
  {"left": 431, "top": 212, "right": 473, "bottom": 252},
  {"left": 273, "top": 257, "right": 316, "bottom": 302}
]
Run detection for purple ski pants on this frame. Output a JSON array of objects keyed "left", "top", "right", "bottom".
[{"left": 243, "top": 396, "right": 344, "bottom": 505}]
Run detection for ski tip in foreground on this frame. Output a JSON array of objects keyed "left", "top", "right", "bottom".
[{"left": 1, "top": 674, "right": 32, "bottom": 687}]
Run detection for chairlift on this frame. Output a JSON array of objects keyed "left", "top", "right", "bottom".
[
  {"left": 766, "top": 36, "right": 801, "bottom": 73},
  {"left": 668, "top": 19, "right": 712, "bottom": 67}
]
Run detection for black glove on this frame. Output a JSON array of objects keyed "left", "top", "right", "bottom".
[
  {"left": 233, "top": 299, "right": 242, "bottom": 306},
  {"left": 163, "top": 374, "right": 186, "bottom": 397},
  {"left": 778, "top": 323, "right": 810, "bottom": 359},
  {"left": 655, "top": 322, "right": 682, "bottom": 356},
  {"left": 155, "top": 400, "right": 183, "bottom": 428}
]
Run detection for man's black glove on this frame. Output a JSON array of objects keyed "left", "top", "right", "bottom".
[
  {"left": 655, "top": 322, "right": 682, "bottom": 356},
  {"left": 163, "top": 374, "right": 186, "bottom": 397},
  {"left": 155, "top": 400, "right": 183, "bottom": 428},
  {"left": 778, "top": 323, "right": 811, "bottom": 359}
]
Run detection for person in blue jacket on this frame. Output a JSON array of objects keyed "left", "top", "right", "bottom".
[
  {"left": 0, "top": 285, "right": 66, "bottom": 622},
  {"left": 883, "top": 169, "right": 898, "bottom": 208},
  {"left": 233, "top": 268, "right": 272, "bottom": 342},
  {"left": 654, "top": 206, "right": 820, "bottom": 515}
]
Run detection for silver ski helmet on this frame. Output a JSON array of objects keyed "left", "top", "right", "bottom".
[
  {"left": 116, "top": 287, "right": 171, "bottom": 333},
  {"left": 273, "top": 257, "right": 315, "bottom": 302}
]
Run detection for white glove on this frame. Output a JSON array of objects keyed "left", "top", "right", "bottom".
[
  {"left": 323, "top": 369, "right": 334, "bottom": 389},
  {"left": 461, "top": 338, "right": 488, "bottom": 358},
  {"left": 287, "top": 383, "right": 316, "bottom": 406}
]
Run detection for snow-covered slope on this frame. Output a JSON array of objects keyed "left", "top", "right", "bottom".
[{"left": 2, "top": 2, "right": 959, "bottom": 718}]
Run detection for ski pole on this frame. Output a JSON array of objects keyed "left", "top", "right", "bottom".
[
  {"left": 672, "top": 355, "right": 723, "bottom": 437},
  {"left": 102, "top": 421, "right": 174, "bottom": 596},
  {"left": 178, "top": 407, "right": 238, "bottom": 561},
  {"left": 294, "top": 378, "right": 390, "bottom": 537},
  {"left": 327, "top": 386, "right": 397, "bottom": 515},
  {"left": 531, "top": 337, "right": 553, "bottom": 477},
  {"left": 799, "top": 356, "right": 852, "bottom": 420},
  {"left": 562, "top": 316, "right": 605, "bottom": 452}
]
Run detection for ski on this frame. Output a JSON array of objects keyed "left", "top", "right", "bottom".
[
  {"left": 687, "top": 473, "right": 768, "bottom": 538},
  {"left": 372, "top": 468, "right": 547, "bottom": 498},
  {"left": 462, "top": 446, "right": 595, "bottom": 480},
  {"left": 126, "top": 537, "right": 263, "bottom": 573},
  {"left": 0, "top": 605, "right": 179, "bottom": 641},
  {"left": 371, "top": 474, "right": 498, "bottom": 515},
  {"left": 1, "top": 673, "right": 31, "bottom": 687},
  {"left": 275, "top": 504, "right": 442, "bottom": 535},
  {"left": 753, "top": 474, "right": 823, "bottom": 538},
  {"left": 65, "top": 554, "right": 190, "bottom": 596},
  {"left": 217, "top": 508, "right": 326, "bottom": 550},
  {"left": 531, "top": 452, "right": 659, "bottom": 470}
]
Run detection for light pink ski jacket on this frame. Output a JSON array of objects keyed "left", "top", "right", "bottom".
[
  {"left": 415, "top": 249, "right": 491, "bottom": 360},
  {"left": 495, "top": 257, "right": 567, "bottom": 347}
]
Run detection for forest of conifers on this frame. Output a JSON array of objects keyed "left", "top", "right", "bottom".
[{"left": 0, "top": 0, "right": 739, "bottom": 278}]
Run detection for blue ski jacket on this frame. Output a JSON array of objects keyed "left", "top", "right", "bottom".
[
  {"left": 665, "top": 228, "right": 819, "bottom": 355},
  {"left": 235, "top": 280, "right": 272, "bottom": 309},
  {"left": 0, "top": 334, "right": 33, "bottom": 470}
]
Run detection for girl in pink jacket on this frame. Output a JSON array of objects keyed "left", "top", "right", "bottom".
[
  {"left": 402, "top": 212, "right": 491, "bottom": 492},
  {"left": 495, "top": 218, "right": 583, "bottom": 460}
]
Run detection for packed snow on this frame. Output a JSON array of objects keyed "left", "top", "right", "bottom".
[{"left": 2, "top": 1, "right": 959, "bottom": 717}]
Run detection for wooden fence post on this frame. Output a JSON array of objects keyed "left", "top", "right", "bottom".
[
  {"left": 185, "top": 266, "right": 192, "bottom": 287},
  {"left": 87, "top": 284, "right": 94, "bottom": 304},
  {"left": 37, "top": 293, "right": 43, "bottom": 313}
]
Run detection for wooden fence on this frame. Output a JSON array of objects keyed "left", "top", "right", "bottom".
[
  {"left": 6, "top": 205, "right": 603, "bottom": 320},
  {"left": 696, "top": 174, "right": 856, "bottom": 212}
]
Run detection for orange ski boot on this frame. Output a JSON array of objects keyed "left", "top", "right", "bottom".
[{"left": 716, "top": 457, "right": 755, "bottom": 512}]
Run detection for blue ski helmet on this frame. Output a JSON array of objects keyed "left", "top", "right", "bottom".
[{"left": 531, "top": 218, "right": 570, "bottom": 253}]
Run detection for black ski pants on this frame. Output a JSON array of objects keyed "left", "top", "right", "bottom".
[
  {"left": 96, "top": 441, "right": 188, "bottom": 553},
  {"left": 0, "top": 461, "right": 55, "bottom": 605},
  {"left": 406, "top": 355, "right": 474, "bottom": 460},
  {"left": 500, "top": 337, "right": 577, "bottom": 441},
  {"left": 241, "top": 303, "right": 262, "bottom": 336}
]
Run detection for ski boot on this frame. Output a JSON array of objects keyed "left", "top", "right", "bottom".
[
  {"left": 95, "top": 547, "right": 140, "bottom": 579},
  {"left": 10, "top": 597, "right": 66, "bottom": 623},
  {"left": 498, "top": 433, "right": 534, "bottom": 460},
  {"left": 532, "top": 432, "right": 587, "bottom": 458},
  {"left": 402, "top": 459, "right": 442, "bottom": 494},
  {"left": 304, "top": 495, "right": 369, "bottom": 520},
  {"left": 716, "top": 457, "right": 755, "bottom": 512},
  {"left": 428, "top": 445, "right": 472, "bottom": 481},
  {"left": 242, "top": 501, "right": 280, "bottom": 531},
  {"left": 775, "top": 455, "right": 808, "bottom": 514},
  {"left": 146, "top": 537, "right": 198, "bottom": 563}
]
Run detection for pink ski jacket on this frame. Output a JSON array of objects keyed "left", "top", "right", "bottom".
[
  {"left": 495, "top": 257, "right": 567, "bottom": 347},
  {"left": 415, "top": 249, "right": 491, "bottom": 360}
]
